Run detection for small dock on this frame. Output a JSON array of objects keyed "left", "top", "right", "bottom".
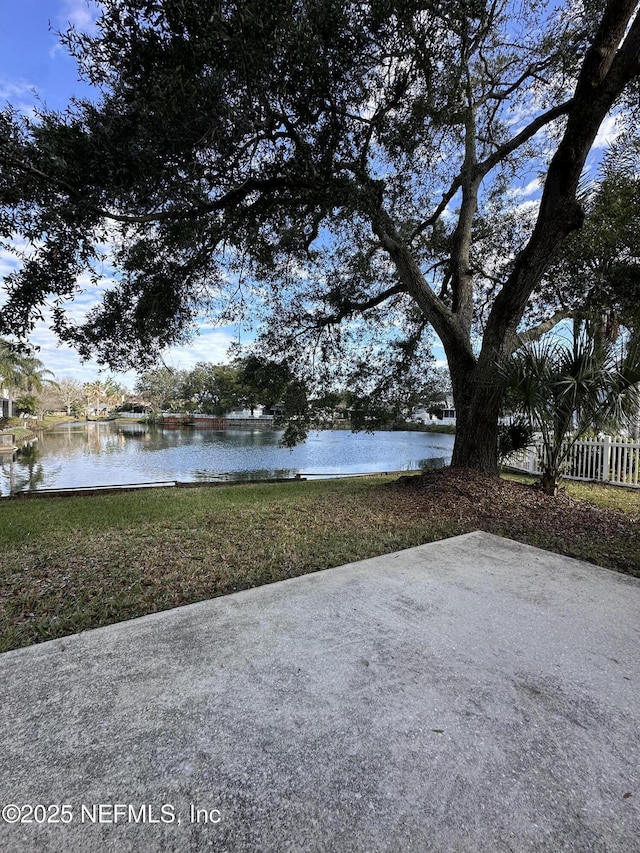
[{"left": 161, "top": 415, "right": 276, "bottom": 430}]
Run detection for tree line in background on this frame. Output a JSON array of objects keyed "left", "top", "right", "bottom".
[
  {"left": 135, "top": 358, "right": 290, "bottom": 416},
  {"left": 0, "top": 347, "right": 453, "bottom": 437},
  {"left": 0, "top": 344, "right": 125, "bottom": 419},
  {"left": 135, "top": 356, "right": 453, "bottom": 442}
]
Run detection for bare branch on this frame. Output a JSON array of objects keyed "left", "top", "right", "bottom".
[
  {"left": 319, "top": 283, "right": 405, "bottom": 327},
  {"left": 408, "top": 175, "right": 464, "bottom": 242},
  {"left": 515, "top": 310, "right": 576, "bottom": 346},
  {"left": 487, "top": 58, "right": 560, "bottom": 105},
  {"left": 408, "top": 100, "right": 574, "bottom": 243},
  {"left": 477, "top": 100, "right": 573, "bottom": 177}
]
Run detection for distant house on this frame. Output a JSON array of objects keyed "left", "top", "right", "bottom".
[
  {"left": 409, "top": 407, "right": 435, "bottom": 425},
  {"left": 0, "top": 395, "right": 13, "bottom": 419},
  {"left": 438, "top": 407, "right": 457, "bottom": 425},
  {"left": 226, "top": 407, "right": 262, "bottom": 419},
  {"left": 410, "top": 396, "right": 456, "bottom": 426},
  {"left": 260, "top": 405, "right": 284, "bottom": 419},
  {"left": 87, "top": 404, "right": 109, "bottom": 418}
]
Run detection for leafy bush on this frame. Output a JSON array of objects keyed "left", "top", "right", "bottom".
[{"left": 497, "top": 417, "right": 535, "bottom": 465}]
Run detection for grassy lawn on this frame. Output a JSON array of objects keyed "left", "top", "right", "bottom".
[{"left": 1, "top": 472, "right": 638, "bottom": 653}]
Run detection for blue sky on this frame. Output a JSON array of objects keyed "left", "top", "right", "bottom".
[
  {"left": 0, "top": 0, "right": 95, "bottom": 111},
  {"left": 0, "top": 1, "right": 622, "bottom": 388},
  {"left": 0, "top": 0, "right": 237, "bottom": 386}
]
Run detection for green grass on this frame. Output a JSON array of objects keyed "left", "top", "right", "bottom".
[
  {"left": 0, "top": 477, "right": 445, "bottom": 652},
  {"left": 0, "top": 473, "right": 638, "bottom": 653},
  {"left": 0, "top": 426, "right": 33, "bottom": 442}
]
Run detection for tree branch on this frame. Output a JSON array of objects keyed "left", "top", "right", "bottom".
[
  {"left": 515, "top": 310, "right": 576, "bottom": 346},
  {"left": 477, "top": 99, "right": 573, "bottom": 178},
  {"left": 476, "top": 56, "right": 559, "bottom": 108},
  {"left": 0, "top": 143, "right": 314, "bottom": 224},
  {"left": 373, "top": 206, "right": 474, "bottom": 365},
  {"left": 408, "top": 174, "right": 463, "bottom": 242},
  {"left": 319, "top": 283, "right": 405, "bottom": 326},
  {"left": 482, "top": 1, "right": 640, "bottom": 361},
  {"left": 408, "top": 99, "right": 574, "bottom": 243}
]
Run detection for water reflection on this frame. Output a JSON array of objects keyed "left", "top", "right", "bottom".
[
  {"left": 0, "top": 422, "right": 455, "bottom": 495},
  {"left": 3, "top": 443, "right": 49, "bottom": 494}
]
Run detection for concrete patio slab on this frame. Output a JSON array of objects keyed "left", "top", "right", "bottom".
[{"left": 0, "top": 531, "right": 638, "bottom": 852}]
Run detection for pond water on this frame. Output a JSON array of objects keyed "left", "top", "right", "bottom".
[{"left": 1, "top": 422, "right": 455, "bottom": 495}]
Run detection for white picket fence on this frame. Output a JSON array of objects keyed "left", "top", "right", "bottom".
[{"left": 507, "top": 435, "right": 640, "bottom": 488}]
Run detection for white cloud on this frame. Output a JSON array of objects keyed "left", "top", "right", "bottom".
[
  {"left": 19, "top": 318, "right": 240, "bottom": 389},
  {"left": 48, "top": 1, "right": 100, "bottom": 58},
  {"left": 161, "top": 329, "right": 239, "bottom": 373},
  {"left": 508, "top": 178, "right": 541, "bottom": 201},
  {"left": 592, "top": 114, "right": 620, "bottom": 150},
  {"left": 0, "top": 77, "right": 40, "bottom": 117},
  {"left": 514, "top": 199, "right": 540, "bottom": 216},
  {"left": 504, "top": 102, "right": 537, "bottom": 131},
  {"left": 58, "top": 0, "right": 100, "bottom": 34},
  {"left": 0, "top": 78, "right": 36, "bottom": 103}
]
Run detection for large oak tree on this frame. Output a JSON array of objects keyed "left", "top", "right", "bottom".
[{"left": 1, "top": 0, "right": 639, "bottom": 473}]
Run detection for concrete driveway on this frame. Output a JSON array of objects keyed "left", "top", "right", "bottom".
[{"left": 0, "top": 531, "right": 638, "bottom": 852}]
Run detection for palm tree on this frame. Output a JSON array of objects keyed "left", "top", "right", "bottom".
[
  {"left": 502, "top": 332, "right": 640, "bottom": 495},
  {"left": 84, "top": 380, "right": 107, "bottom": 418},
  {"left": 83, "top": 377, "right": 125, "bottom": 418},
  {"left": 103, "top": 377, "right": 126, "bottom": 412},
  {"left": 0, "top": 340, "right": 22, "bottom": 417},
  {"left": 0, "top": 340, "right": 53, "bottom": 418},
  {"left": 15, "top": 353, "right": 53, "bottom": 395}
]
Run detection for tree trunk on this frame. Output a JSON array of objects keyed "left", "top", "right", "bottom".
[
  {"left": 449, "top": 363, "right": 503, "bottom": 475},
  {"left": 541, "top": 472, "right": 560, "bottom": 496}
]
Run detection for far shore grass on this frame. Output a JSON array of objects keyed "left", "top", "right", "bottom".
[
  {"left": 1, "top": 473, "right": 639, "bottom": 653},
  {"left": 1, "top": 415, "right": 81, "bottom": 447}
]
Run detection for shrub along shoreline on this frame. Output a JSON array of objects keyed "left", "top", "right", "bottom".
[{"left": 0, "top": 471, "right": 638, "bottom": 654}]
